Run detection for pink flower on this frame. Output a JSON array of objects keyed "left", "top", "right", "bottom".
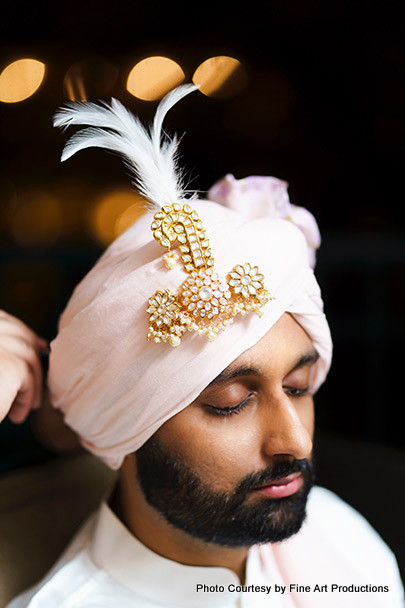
[{"left": 208, "top": 174, "right": 321, "bottom": 269}]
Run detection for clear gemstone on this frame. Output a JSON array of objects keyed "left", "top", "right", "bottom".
[
  {"left": 241, "top": 275, "right": 251, "bottom": 285},
  {"left": 199, "top": 286, "right": 212, "bottom": 301}
]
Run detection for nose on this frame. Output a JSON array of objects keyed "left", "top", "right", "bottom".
[{"left": 261, "top": 394, "right": 313, "bottom": 461}]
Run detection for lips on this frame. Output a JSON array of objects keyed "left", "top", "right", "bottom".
[{"left": 254, "top": 472, "right": 303, "bottom": 499}]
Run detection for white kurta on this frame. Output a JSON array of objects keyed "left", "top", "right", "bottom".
[{"left": 7, "top": 486, "right": 404, "bottom": 608}]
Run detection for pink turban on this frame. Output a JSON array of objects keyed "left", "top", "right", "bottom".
[{"left": 48, "top": 88, "right": 332, "bottom": 470}]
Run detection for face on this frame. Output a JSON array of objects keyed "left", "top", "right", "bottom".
[{"left": 136, "top": 313, "right": 318, "bottom": 547}]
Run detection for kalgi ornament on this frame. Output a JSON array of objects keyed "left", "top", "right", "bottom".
[{"left": 147, "top": 202, "right": 273, "bottom": 346}]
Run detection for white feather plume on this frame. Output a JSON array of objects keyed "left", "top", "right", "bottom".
[{"left": 53, "top": 84, "right": 199, "bottom": 211}]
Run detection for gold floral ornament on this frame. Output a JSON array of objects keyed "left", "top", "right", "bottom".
[{"left": 147, "top": 203, "right": 274, "bottom": 346}]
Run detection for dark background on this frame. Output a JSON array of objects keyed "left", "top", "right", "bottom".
[{"left": 0, "top": 0, "right": 404, "bottom": 576}]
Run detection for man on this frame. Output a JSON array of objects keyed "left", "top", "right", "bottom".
[{"left": 7, "top": 85, "right": 404, "bottom": 607}]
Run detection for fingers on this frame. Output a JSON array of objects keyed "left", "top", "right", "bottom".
[
  {"left": 0, "top": 311, "right": 48, "bottom": 424},
  {"left": 0, "top": 335, "right": 44, "bottom": 408},
  {"left": 8, "top": 400, "right": 31, "bottom": 424},
  {"left": 0, "top": 369, "right": 20, "bottom": 423},
  {"left": 0, "top": 355, "right": 25, "bottom": 423}
]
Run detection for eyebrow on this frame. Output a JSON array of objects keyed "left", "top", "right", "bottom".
[{"left": 207, "top": 349, "right": 319, "bottom": 388}]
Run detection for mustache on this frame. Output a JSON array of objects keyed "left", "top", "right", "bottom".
[{"left": 232, "top": 458, "right": 313, "bottom": 500}]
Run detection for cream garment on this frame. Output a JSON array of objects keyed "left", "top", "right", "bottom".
[{"left": 8, "top": 487, "right": 403, "bottom": 608}]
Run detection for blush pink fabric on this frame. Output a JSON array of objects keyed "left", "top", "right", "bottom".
[{"left": 48, "top": 175, "right": 332, "bottom": 469}]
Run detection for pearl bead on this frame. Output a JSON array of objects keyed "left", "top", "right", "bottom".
[{"left": 169, "top": 335, "right": 181, "bottom": 347}]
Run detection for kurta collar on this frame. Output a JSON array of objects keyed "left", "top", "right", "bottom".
[{"left": 90, "top": 502, "right": 243, "bottom": 607}]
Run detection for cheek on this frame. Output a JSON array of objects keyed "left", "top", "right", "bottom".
[
  {"left": 299, "top": 397, "right": 315, "bottom": 441},
  {"left": 157, "top": 407, "right": 263, "bottom": 491}
]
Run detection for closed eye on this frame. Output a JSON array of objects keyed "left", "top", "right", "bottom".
[
  {"left": 204, "top": 393, "right": 254, "bottom": 417},
  {"left": 284, "top": 386, "right": 309, "bottom": 397}
]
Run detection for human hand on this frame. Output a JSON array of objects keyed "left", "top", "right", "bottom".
[{"left": 0, "top": 310, "right": 48, "bottom": 424}]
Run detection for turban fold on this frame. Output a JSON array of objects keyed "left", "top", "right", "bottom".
[{"left": 48, "top": 88, "right": 332, "bottom": 470}]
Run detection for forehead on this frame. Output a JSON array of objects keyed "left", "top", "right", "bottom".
[{"left": 208, "top": 313, "right": 316, "bottom": 384}]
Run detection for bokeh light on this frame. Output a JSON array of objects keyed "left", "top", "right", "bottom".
[
  {"left": 126, "top": 56, "right": 185, "bottom": 101},
  {"left": 192, "top": 56, "right": 248, "bottom": 98},
  {"left": 90, "top": 189, "right": 145, "bottom": 245},
  {"left": 10, "top": 191, "right": 62, "bottom": 248},
  {"left": 0, "top": 59, "right": 45, "bottom": 103},
  {"left": 115, "top": 203, "right": 145, "bottom": 238},
  {"left": 63, "top": 57, "right": 118, "bottom": 101}
]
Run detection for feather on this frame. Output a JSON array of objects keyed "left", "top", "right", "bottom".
[{"left": 53, "top": 84, "right": 199, "bottom": 211}]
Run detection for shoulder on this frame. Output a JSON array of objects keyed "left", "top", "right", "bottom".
[
  {"left": 296, "top": 486, "right": 403, "bottom": 591},
  {"left": 256, "top": 486, "right": 404, "bottom": 606},
  {"left": 305, "top": 486, "right": 397, "bottom": 563},
  {"left": 306, "top": 486, "right": 392, "bottom": 549},
  {"left": 6, "top": 550, "right": 102, "bottom": 608}
]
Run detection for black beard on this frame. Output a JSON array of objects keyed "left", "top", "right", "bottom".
[{"left": 135, "top": 435, "right": 315, "bottom": 548}]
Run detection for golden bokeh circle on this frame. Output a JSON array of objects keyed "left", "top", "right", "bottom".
[
  {"left": 11, "top": 192, "right": 62, "bottom": 247},
  {"left": 126, "top": 56, "right": 185, "bottom": 101},
  {"left": 192, "top": 56, "right": 248, "bottom": 98},
  {"left": 90, "top": 189, "right": 145, "bottom": 245},
  {"left": 0, "top": 59, "right": 45, "bottom": 103}
]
